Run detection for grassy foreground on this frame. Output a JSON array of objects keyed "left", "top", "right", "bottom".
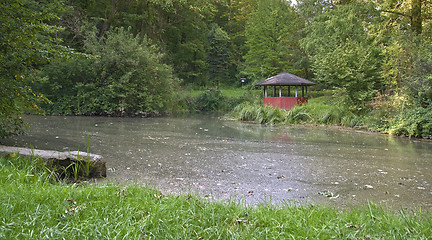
[{"left": 1, "top": 155, "right": 431, "bottom": 239}]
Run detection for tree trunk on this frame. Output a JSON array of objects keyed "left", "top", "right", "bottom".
[{"left": 411, "top": 0, "right": 422, "bottom": 34}]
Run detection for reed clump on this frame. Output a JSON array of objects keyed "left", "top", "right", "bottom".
[
  {"left": 232, "top": 93, "right": 432, "bottom": 138},
  {"left": 232, "top": 100, "right": 361, "bottom": 128}
]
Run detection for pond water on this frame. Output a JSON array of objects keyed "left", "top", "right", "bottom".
[{"left": 3, "top": 114, "right": 432, "bottom": 208}]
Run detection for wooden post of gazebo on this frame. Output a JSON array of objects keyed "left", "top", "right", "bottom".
[{"left": 255, "top": 72, "right": 316, "bottom": 110}]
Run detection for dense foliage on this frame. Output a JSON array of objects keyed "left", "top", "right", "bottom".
[
  {"left": 0, "top": 0, "right": 64, "bottom": 138},
  {"left": 301, "top": 2, "right": 384, "bottom": 112},
  {"left": 1, "top": 0, "right": 432, "bottom": 138},
  {"left": 232, "top": 98, "right": 361, "bottom": 127},
  {"left": 244, "top": 0, "right": 304, "bottom": 78},
  {"left": 39, "top": 27, "right": 178, "bottom": 116}
]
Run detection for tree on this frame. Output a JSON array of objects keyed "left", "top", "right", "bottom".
[
  {"left": 373, "top": 0, "right": 432, "bottom": 98},
  {"left": 296, "top": 0, "right": 333, "bottom": 24},
  {"left": 62, "top": 0, "right": 219, "bottom": 86},
  {"left": 215, "top": 0, "right": 257, "bottom": 82},
  {"left": 368, "top": 0, "right": 431, "bottom": 35},
  {"left": 41, "top": 27, "right": 179, "bottom": 115},
  {"left": 302, "top": 2, "right": 384, "bottom": 111},
  {"left": 207, "top": 24, "right": 230, "bottom": 88},
  {"left": 243, "top": 0, "right": 304, "bottom": 78},
  {"left": 159, "top": 0, "right": 219, "bottom": 86},
  {"left": 406, "top": 40, "right": 432, "bottom": 108},
  {"left": 0, "top": 0, "right": 64, "bottom": 138}
]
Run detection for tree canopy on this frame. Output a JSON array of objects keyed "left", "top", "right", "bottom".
[
  {"left": 0, "top": 0, "right": 64, "bottom": 138},
  {"left": 301, "top": 2, "right": 384, "bottom": 111},
  {"left": 244, "top": 0, "right": 304, "bottom": 78}
]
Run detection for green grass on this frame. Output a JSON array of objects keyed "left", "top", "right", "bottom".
[
  {"left": 1, "top": 155, "right": 431, "bottom": 239},
  {"left": 178, "top": 87, "right": 261, "bottom": 112},
  {"left": 190, "top": 88, "right": 253, "bottom": 98}
]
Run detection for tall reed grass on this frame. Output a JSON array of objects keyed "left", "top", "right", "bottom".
[{"left": 232, "top": 100, "right": 362, "bottom": 128}]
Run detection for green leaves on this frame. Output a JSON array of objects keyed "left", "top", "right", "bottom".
[
  {"left": 207, "top": 24, "right": 230, "bottom": 88},
  {"left": 389, "top": 105, "right": 432, "bottom": 138},
  {"left": 302, "top": 2, "right": 383, "bottom": 112},
  {"left": 243, "top": 0, "right": 304, "bottom": 78},
  {"left": 41, "top": 27, "right": 179, "bottom": 116},
  {"left": 195, "top": 89, "right": 225, "bottom": 111},
  {"left": 0, "top": 0, "right": 64, "bottom": 138}
]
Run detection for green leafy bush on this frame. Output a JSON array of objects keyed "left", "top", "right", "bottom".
[
  {"left": 39, "top": 27, "right": 179, "bottom": 116},
  {"left": 389, "top": 106, "right": 432, "bottom": 138},
  {"left": 195, "top": 89, "right": 225, "bottom": 111}
]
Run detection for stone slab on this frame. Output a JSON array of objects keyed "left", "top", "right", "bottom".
[{"left": 0, "top": 145, "right": 106, "bottom": 178}]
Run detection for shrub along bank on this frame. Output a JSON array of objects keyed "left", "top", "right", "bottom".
[
  {"left": 175, "top": 88, "right": 260, "bottom": 112},
  {"left": 38, "top": 85, "right": 257, "bottom": 115},
  {"left": 232, "top": 95, "right": 432, "bottom": 139},
  {"left": 1, "top": 155, "right": 431, "bottom": 239}
]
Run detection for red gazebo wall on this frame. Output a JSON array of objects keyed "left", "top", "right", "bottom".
[{"left": 263, "top": 97, "right": 308, "bottom": 110}]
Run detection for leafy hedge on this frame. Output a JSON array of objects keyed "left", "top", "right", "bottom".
[{"left": 389, "top": 106, "right": 432, "bottom": 138}]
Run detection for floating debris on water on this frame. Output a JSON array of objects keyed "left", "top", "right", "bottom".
[{"left": 318, "top": 191, "right": 339, "bottom": 199}]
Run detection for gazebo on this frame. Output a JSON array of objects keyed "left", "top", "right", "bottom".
[{"left": 255, "top": 72, "right": 316, "bottom": 110}]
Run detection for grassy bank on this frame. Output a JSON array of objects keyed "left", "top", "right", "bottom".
[
  {"left": 175, "top": 88, "right": 260, "bottom": 112},
  {"left": 232, "top": 96, "right": 361, "bottom": 127},
  {"left": 231, "top": 94, "right": 432, "bottom": 138},
  {"left": 1, "top": 155, "right": 431, "bottom": 239}
]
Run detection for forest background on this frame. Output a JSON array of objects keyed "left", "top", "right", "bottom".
[{"left": 1, "top": 0, "right": 431, "bottom": 138}]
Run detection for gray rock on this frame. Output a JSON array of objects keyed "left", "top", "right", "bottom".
[{"left": 0, "top": 145, "right": 106, "bottom": 178}]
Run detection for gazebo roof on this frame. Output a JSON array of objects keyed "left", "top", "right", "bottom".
[{"left": 255, "top": 72, "right": 316, "bottom": 86}]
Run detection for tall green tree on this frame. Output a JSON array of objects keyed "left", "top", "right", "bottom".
[
  {"left": 296, "top": 0, "right": 332, "bottom": 23},
  {"left": 302, "top": 1, "right": 384, "bottom": 111},
  {"left": 405, "top": 39, "right": 432, "bottom": 107},
  {"left": 214, "top": 0, "right": 257, "bottom": 82},
  {"left": 162, "top": 1, "right": 214, "bottom": 86},
  {"left": 243, "top": 0, "right": 304, "bottom": 78},
  {"left": 207, "top": 24, "right": 230, "bottom": 88},
  {"left": 0, "top": 0, "right": 64, "bottom": 138}
]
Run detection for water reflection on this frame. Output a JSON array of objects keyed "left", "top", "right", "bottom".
[{"left": 2, "top": 114, "right": 432, "bottom": 208}]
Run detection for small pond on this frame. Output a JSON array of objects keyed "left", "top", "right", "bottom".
[{"left": 3, "top": 114, "right": 432, "bottom": 208}]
